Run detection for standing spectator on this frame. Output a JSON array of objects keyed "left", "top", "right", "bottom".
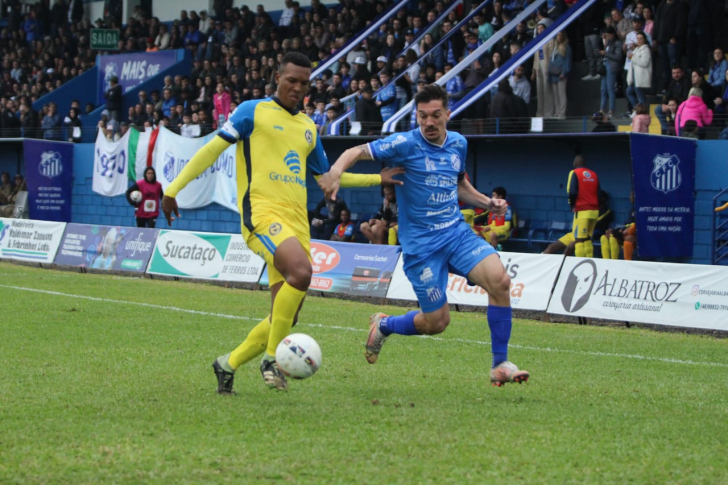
[
  {"left": 630, "top": 103, "right": 651, "bottom": 132},
  {"left": 626, "top": 31, "right": 652, "bottom": 113},
  {"left": 532, "top": 23, "right": 554, "bottom": 118},
  {"left": 0, "top": 172, "right": 13, "bottom": 204},
  {"left": 708, "top": 48, "right": 728, "bottom": 93},
  {"left": 675, "top": 87, "right": 713, "bottom": 137},
  {"left": 686, "top": 0, "right": 710, "bottom": 72},
  {"left": 375, "top": 70, "right": 397, "bottom": 122},
  {"left": 713, "top": 71, "right": 728, "bottom": 117},
  {"left": 330, "top": 209, "right": 355, "bottom": 242},
  {"left": 180, "top": 115, "right": 201, "bottom": 137},
  {"left": 654, "top": 0, "right": 688, "bottom": 90},
  {"left": 126, "top": 167, "right": 164, "bottom": 228},
  {"left": 41, "top": 102, "right": 60, "bottom": 140},
  {"left": 580, "top": 0, "right": 610, "bottom": 80},
  {"left": 599, "top": 26, "right": 623, "bottom": 118},
  {"left": 19, "top": 103, "right": 39, "bottom": 138},
  {"left": 444, "top": 63, "right": 465, "bottom": 109},
  {"left": 104, "top": 75, "right": 122, "bottom": 121},
  {"left": 64, "top": 107, "right": 82, "bottom": 142},
  {"left": 641, "top": 4, "right": 655, "bottom": 38},
  {"left": 1, "top": 100, "right": 20, "bottom": 138},
  {"left": 490, "top": 79, "right": 516, "bottom": 133},
  {"left": 212, "top": 83, "right": 231, "bottom": 127},
  {"left": 548, "top": 31, "right": 572, "bottom": 120}
]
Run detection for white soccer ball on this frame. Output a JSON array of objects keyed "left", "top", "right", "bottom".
[
  {"left": 130, "top": 190, "right": 142, "bottom": 203},
  {"left": 275, "top": 333, "right": 322, "bottom": 379}
]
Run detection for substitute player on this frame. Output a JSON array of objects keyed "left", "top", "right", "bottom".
[
  {"left": 475, "top": 186, "right": 513, "bottom": 250},
  {"left": 162, "top": 53, "right": 402, "bottom": 394},
  {"left": 566, "top": 155, "right": 600, "bottom": 258},
  {"left": 318, "top": 84, "right": 529, "bottom": 387}
]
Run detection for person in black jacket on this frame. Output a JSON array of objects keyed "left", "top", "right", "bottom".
[
  {"left": 490, "top": 79, "right": 516, "bottom": 134},
  {"left": 580, "top": 0, "right": 612, "bottom": 80},
  {"left": 104, "top": 75, "right": 122, "bottom": 121},
  {"left": 355, "top": 85, "right": 382, "bottom": 135},
  {"left": 654, "top": 65, "right": 690, "bottom": 134},
  {"left": 654, "top": 0, "right": 688, "bottom": 90}
]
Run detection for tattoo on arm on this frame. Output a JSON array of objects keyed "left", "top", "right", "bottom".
[{"left": 357, "top": 144, "right": 373, "bottom": 160}]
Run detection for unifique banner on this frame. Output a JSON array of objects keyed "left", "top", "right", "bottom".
[
  {"left": 259, "top": 240, "right": 402, "bottom": 297},
  {"left": 630, "top": 133, "right": 696, "bottom": 257},
  {"left": 23, "top": 140, "right": 74, "bottom": 222},
  {"left": 385, "top": 252, "right": 565, "bottom": 311},
  {"left": 54, "top": 224, "right": 158, "bottom": 272},
  {"left": 92, "top": 129, "right": 137, "bottom": 197},
  {"left": 0, "top": 218, "right": 66, "bottom": 263},
  {"left": 97, "top": 50, "right": 178, "bottom": 104},
  {"left": 146, "top": 230, "right": 264, "bottom": 282},
  {"left": 547, "top": 257, "right": 728, "bottom": 331},
  {"left": 152, "top": 126, "right": 238, "bottom": 212}
]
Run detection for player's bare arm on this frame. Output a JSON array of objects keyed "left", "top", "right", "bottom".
[
  {"left": 457, "top": 176, "right": 506, "bottom": 216},
  {"left": 317, "top": 144, "right": 372, "bottom": 199}
]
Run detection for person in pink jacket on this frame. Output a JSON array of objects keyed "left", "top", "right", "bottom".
[
  {"left": 631, "top": 103, "right": 651, "bottom": 133},
  {"left": 675, "top": 87, "right": 713, "bottom": 137},
  {"left": 212, "top": 83, "right": 232, "bottom": 128}
]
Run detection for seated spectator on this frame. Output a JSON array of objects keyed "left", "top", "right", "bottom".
[
  {"left": 630, "top": 103, "right": 651, "bottom": 133},
  {"left": 310, "top": 194, "right": 348, "bottom": 241},
  {"left": 330, "top": 209, "right": 355, "bottom": 242},
  {"left": 680, "top": 119, "right": 700, "bottom": 139},
  {"left": 474, "top": 186, "right": 513, "bottom": 250},
  {"left": 360, "top": 186, "right": 397, "bottom": 245},
  {"left": 691, "top": 68, "right": 716, "bottom": 110},
  {"left": 0, "top": 174, "right": 25, "bottom": 218},
  {"left": 675, "top": 88, "right": 713, "bottom": 137},
  {"left": 713, "top": 70, "right": 728, "bottom": 116},
  {"left": 708, "top": 48, "right": 728, "bottom": 92},
  {"left": 655, "top": 66, "right": 690, "bottom": 134},
  {"left": 0, "top": 172, "right": 13, "bottom": 204},
  {"left": 592, "top": 111, "right": 617, "bottom": 132}
]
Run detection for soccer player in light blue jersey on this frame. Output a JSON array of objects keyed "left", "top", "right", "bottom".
[{"left": 318, "top": 84, "right": 529, "bottom": 386}]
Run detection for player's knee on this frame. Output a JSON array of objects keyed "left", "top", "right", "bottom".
[
  {"left": 287, "top": 265, "right": 312, "bottom": 291},
  {"left": 421, "top": 316, "right": 450, "bottom": 335}
]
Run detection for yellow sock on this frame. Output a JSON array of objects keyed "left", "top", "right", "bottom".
[
  {"left": 574, "top": 242, "right": 585, "bottom": 257},
  {"left": 600, "top": 235, "right": 610, "bottom": 259},
  {"left": 228, "top": 315, "right": 270, "bottom": 370},
  {"left": 583, "top": 240, "right": 594, "bottom": 258},
  {"left": 610, "top": 237, "right": 620, "bottom": 259},
  {"left": 266, "top": 283, "right": 307, "bottom": 357}
]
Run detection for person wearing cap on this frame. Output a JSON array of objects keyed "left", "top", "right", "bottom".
[
  {"left": 403, "top": 29, "right": 420, "bottom": 56},
  {"left": 346, "top": 44, "right": 367, "bottom": 75},
  {"left": 598, "top": 26, "right": 623, "bottom": 118},
  {"left": 376, "top": 56, "right": 388, "bottom": 70},
  {"left": 352, "top": 56, "right": 371, "bottom": 82}
]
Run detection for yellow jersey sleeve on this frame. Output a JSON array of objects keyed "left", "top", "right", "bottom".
[{"left": 165, "top": 135, "right": 232, "bottom": 197}]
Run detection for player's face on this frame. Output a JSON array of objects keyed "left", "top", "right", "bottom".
[
  {"left": 275, "top": 63, "right": 311, "bottom": 110},
  {"left": 417, "top": 99, "right": 450, "bottom": 145}
]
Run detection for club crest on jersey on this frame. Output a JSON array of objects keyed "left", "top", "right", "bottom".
[
  {"left": 450, "top": 154, "right": 461, "bottom": 171},
  {"left": 305, "top": 129, "right": 313, "bottom": 144},
  {"left": 269, "top": 223, "right": 282, "bottom": 235}
]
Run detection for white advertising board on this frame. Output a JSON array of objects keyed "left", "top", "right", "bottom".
[{"left": 0, "top": 218, "right": 66, "bottom": 263}]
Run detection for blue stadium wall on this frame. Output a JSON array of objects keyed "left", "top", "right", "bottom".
[{"left": 67, "top": 135, "right": 727, "bottom": 265}]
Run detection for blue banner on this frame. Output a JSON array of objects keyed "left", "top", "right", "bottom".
[
  {"left": 260, "top": 240, "right": 401, "bottom": 297},
  {"left": 630, "top": 133, "right": 696, "bottom": 258},
  {"left": 23, "top": 140, "right": 74, "bottom": 222},
  {"left": 98, "top": 51, "right": 178, "bottom": 105}
]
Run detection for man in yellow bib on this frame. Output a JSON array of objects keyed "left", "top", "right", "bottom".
[{"left": 162, "top": 53, "right": 401, "bottom": 394}]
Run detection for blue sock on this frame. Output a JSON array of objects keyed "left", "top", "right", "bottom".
[
  {"left": 379, "top": 311, "right": 420, "bottom": 336},
  {"left": 487, "top": 305, "right": 512, "bottom": 368}
]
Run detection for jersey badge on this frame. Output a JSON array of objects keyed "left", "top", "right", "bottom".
[
  {"left": 305, "top": 129, "right": 313, "bottom": 144},
  {"left": 269, "top": 223, "right": 282, "bottom": 235}
]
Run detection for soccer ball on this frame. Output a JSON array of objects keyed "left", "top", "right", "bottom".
[
  {"left": 130, "top": 190, "right": 142, "bottom": 203},
  {"left": 275, "top": 333, "right": 322, "bottom": 379}
]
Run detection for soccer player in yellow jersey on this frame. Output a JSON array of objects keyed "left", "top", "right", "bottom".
[{"left": 162, "top": 53, "right": 402, "bottom": 394}]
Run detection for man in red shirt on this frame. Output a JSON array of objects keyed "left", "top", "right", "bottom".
[{"left": 567, "top": 155, "right": 600, "bottom": 257}]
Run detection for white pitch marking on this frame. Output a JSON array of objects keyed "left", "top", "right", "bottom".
[{"left": 3, "top": 284, "right": 728, "bottom": 369}]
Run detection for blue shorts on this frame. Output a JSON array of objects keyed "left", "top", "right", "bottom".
[{"left": 403, "top": 221, "right": 497, "bottom": 313}]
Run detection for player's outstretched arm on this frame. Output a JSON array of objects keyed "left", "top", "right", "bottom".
[
  {"left": 457, "top": 176, "right": 506, "bottom": 216},
  {"left": 318, "top": 144, "right": 374, "bottom": 200},
  {"left": 162, "top": 135, "right": 232, "bottom": 225}
]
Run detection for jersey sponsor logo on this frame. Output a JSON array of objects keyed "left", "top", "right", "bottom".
[
  {"left": 425, "top": 206, "right": 457, "bottom": 217},
  {"left": 420, "top": 267, "right": 434, "bottom": 283},
  {"left": 561, "top": 260, "right": 597, "bottom": 312},
  {"left": 650, "top": 153, "right": 682, "bottom": 194},
  {"left": 450, "top": 154, "right": 461, "bottom": 171},
  {"left": 426, "top": 286, "right": 443, "bottom": 302},
  {"left": 274, "top": 125, "right": 284, "bottom": 131},
  {"left": 583, "top": 171, "right": 592, "bottom": 179},
  {"left": 268, "top": 172, "right": 307, "bottom": 187},
  {"left": 284, "top": 150, "right": 301, "bottom": 174},
  {"left": 425, "top": 175, "right": 438, "bottom": 187},
  {"left": 427, "top": 190, "right": 457, "bottom": 205},
  {"left": 472, "top": 244, "right": 491, "bottom": 256},
  {"left": 425, "top": 175, "right": 458, "bottom": 188},
  {"left": 428, "top": 218, "right": 459, "bottom": 231},
  {"left": 269, "top": 223, "right": 282, "bottom": 235},
  {"left": 425, "top": 156, "right": 436, "bottom": 171},
  {"left": 305, "top": 129, "right": 313, "bottom": 144}
]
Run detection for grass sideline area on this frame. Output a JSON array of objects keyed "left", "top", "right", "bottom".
[{"left": 1, "top": 262, "right": 727, "bottom": 483}]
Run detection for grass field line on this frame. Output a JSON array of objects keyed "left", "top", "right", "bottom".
[{"left": 5, "top": 283, "right": 728, "bottom": 369}]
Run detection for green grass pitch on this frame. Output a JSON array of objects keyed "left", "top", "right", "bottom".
[{"left": 1, "top": 261, "right": 727, "bottom": 483}]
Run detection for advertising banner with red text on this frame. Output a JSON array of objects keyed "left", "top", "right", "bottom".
[{"left": 385, "top": 252, "right": 564, "bottom": 311}]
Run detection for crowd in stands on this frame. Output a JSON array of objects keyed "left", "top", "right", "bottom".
[{"left": 0, "top": 0, "right": 726, "bottom": 141}]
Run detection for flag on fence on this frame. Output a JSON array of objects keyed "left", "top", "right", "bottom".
[{"left": 92, "top": 128, "right": 142, "bottom": 197}]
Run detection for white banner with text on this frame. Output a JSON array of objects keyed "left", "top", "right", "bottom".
[{"left": 0, "top": 218, "right": 66, "bottom": 263}]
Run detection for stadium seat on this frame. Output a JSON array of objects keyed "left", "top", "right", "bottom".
[{"left": 526, "top": 220, "right": 551, "bottom": 248}]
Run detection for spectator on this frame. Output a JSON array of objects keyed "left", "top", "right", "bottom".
[
  {"left": 1, "top": 100, "right": 20, "bottom": 138},
  {"left": 490, "top": 79, "right": 516, "bottom": 132},
  {"left": 663, "top": 97, "right": 680, "bottom": 136},
  {"left": 532, "top": 23, "right": 554, "bottom": 118},
  {"left": 19, "top": 103, "right": 39, "bottom": 138},
  {"left": 509, "top": 65, "right": 531, "bottom": 104},
  {"left": 592, "top": 111, "right": 617, "bottom": 132},
  {"left": 330, "top": 209, "right": 355, "bottom": 242},
  {"left": 654, "top": 66, "right": 690, "bottom": 134},
  {"left": 444, "top": 63, "right": 465, "bottom": 109},
  {"left": 321, "top": 105, "right": 337, "bottom": 136},
  {"left": 310, "top": 194, "right": 348, "bottom": 241},
  {"left": 104, "top": 75, "right": 122, "bottom": 121},
  {"left": 360, "top": 186, "right": 397, "bottom": 245},
  {"left": 0, "top": 172, "right": 13, "bottom": 204},
  {"left": 64, "top": 107, "right": 82, "bottom": 142},
  {"left": 626, "top": 31, "right": 652, "bottom": 114},
  {"left": 126, "top": 167, "right": 164, "bottom": 228},
  {"left": 691, "top": 68, "right": 716, "bottom": 110},
  {"left": 581, "top": 0, "right": 611, "bottom": 81},
  {"left": 713, "top": 71, "right": 728, "bottom": 117},
  {"left": 212, "top": 83, "right": 231, "bottom": 127},
  {"left": 630, "top": 103, "right": 651, "bottom": 133},
  {"left": 548, "top": 30, "right": 572, "bottom": 120},
  {"left": 654, "top": 0, "right": 688, "bottom": 90},
  {"left": 161, "top": 88, "right": 176, "bottom": 117},
  {"left": 180, "top": 115, "right": 200, "bottom": 137},
  {"left": 375, "top": 70, "right": 397, "bottom": 122},
  {"left": 708, "top": 48, "right": 728, "bottom": 92},
  {"left": 599, "top": 26, "right": 623, "bottom": 118},
  {"left": 641, "top": 4, "right": 655, "bottom": 38},
  {"left": 675, "top": 87, "right": 713, "bottom": 137},
  {"left": 611, "top": 8, "right": 631, "bottom": 42},
  {"left": 41, "top": 102, "right": 60, "bottom": 139},
  {"left": 686, "top": 0, "right": 710, "bottom": 72}
]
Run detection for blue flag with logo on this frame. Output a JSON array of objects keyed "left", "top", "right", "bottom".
[
  {"left": 630, "top": 133, "right": 695, "bottom": 258},
  {"left": 23, "top": 140, "right": 74, "bottom": 222}
]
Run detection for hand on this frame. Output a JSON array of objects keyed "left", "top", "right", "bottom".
[
  {"left": 375, "top": 101, "right": 381, "bottom": 106},
  {"left": 598, "top": 50, "right": 605, "bottom": 56},
  {"left": 489, "top": 198, "right": 507, "bottom": 216},
  {"left": 715, "top": 98, "right": 723, "bottom": 106},
  {"left": 162, "top": 195, "right": 179, "bottom": 225},
  {"left": 379, "top": 166, "right": 405, "bottom": 186},
  {"left": 559, "top": 74, "right": 565, "bottom": 80},
  {"left": 317, "top": 169, "right": 342, "bottom": 201},
  {"left": 669, "top": 38, "right": 676, "bottom": 44},
  {"left": 627, "top": 52, "right": 633, "bottom": 59}
]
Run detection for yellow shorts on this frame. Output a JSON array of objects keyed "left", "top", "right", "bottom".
[
  {"left": 461, "top": 209, "right": 475, "bottom": 227},
  {"left": 558, "top": 232, "right": 575, "bottom": 245},
  {"left": 491, "top": 226, "right": 510, "bottom": 241},
  {"left": 245, "top": 220, "right": 311, "bottom": 287},
  {"left": 572, "top": 210, "right": 599, "bottom": 240}
]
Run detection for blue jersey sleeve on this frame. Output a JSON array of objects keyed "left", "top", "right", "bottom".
[
  {"left": 457, "top": 134, "right": 467, "bottom": 176},
  {"left": 307, "top": 130, "right": 329, "bottom": 175},
  {"left": 368, "top": 132, "right": 411, "bottom": 165},
  {"left": 219, "top": 100, "right": 257, "bottom": 143}
]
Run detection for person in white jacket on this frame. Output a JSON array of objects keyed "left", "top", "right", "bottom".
[{"left": 626, "top": 32, "right": 652, "bottom": 115}]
